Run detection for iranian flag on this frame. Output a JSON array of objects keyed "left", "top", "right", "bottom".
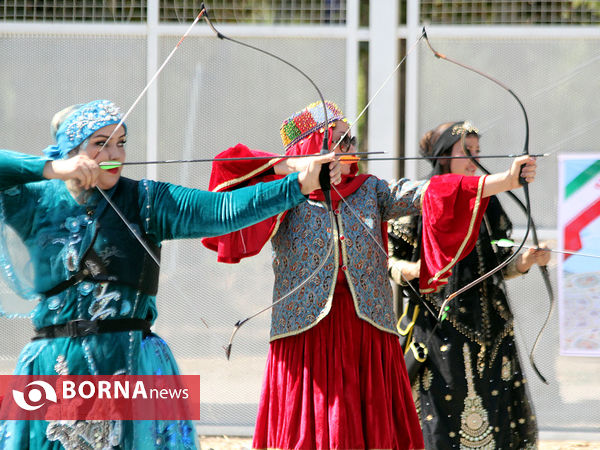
[
  {"left": 562, "top": 158, "right": 600, "bottom": 259},
  {"left": 558, "top": 154, "right": 600, "bottom": 357}
]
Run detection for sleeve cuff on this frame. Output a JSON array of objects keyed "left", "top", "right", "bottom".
[
  {"left": 287, "top": 172, "right": 309, "bottom": 201},
  {"left": 503, "top": 257, "right": 529, "bottom": 279}
]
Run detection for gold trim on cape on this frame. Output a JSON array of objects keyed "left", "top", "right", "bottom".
[
  {"left": 423, "top": 175, "right": 487, "bottom": 292},
  {"left": 212, "top": 157, "right": 284, "bottom": 192}
]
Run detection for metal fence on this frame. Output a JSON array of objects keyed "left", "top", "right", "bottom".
[
  {"left": 420, "top": 0, "right": 600, "bottom": 25},
  {"left": 0, "top": 0, "right": 348, "bottom": 23}
]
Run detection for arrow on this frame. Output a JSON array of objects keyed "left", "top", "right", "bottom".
[
  {"left": 492, "top": 239, "right": 600, "bottom": 259},
  {"left": 99, "top": 152, "right": 549, "bottom": 170}
]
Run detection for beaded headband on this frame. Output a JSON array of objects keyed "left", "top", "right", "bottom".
[
  {"left": 430, "top": 120, "right": 479, "bottom": 160},
  {"left": 43, "top": 100, "right": 125, "bottom": 160},
  {"left": 280, "top": 101, "right": 345, "bottom": 150}
]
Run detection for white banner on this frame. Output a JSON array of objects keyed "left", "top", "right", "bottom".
[{"left": 558, "top": 154, "right": 600, "bottom": 356}]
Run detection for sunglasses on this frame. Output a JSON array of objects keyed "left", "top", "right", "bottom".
[{"left": 333, "top": 134, "right": 357, "bottom": 151}]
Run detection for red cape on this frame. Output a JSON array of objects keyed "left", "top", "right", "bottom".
[
  {"left": 202, "top": 144, "right": 490, "bottom": 296},
  {"left": 201, "top": 143, "right": 285, "bottom": 263},
  {"left": 201, "top": 135, "right": 371, "bottom": 263},
  {"left": 419, "top": 174, "right": 490, "bottom": 293}
]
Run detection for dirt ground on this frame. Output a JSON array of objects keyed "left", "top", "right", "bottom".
[{"left": 198, "top": 436, "right": 600, "bottom": 450}]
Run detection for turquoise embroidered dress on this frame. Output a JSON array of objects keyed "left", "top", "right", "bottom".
[{"left": 0, "top": 149, "right": 308, "bottom": 449}]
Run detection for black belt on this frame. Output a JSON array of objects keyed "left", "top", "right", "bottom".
[{"left": 32, "top": 319, "right": 152, "bottom": 340}]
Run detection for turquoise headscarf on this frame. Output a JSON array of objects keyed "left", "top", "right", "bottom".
[{"left": 43, "top": 99, "right": 126, "bottom": 160}]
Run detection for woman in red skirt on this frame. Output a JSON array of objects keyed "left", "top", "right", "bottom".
[{"left": 203, "top": 101, "right": 537, "bottom": 450}]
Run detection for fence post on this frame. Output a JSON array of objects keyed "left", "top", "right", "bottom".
[
  {"left": 146, "top": 0, "right": 159, "bottom": 181},
  {"left": 404, "top": 0, "right": 421, "bottom": 180},
  {"left": 368, "top": 0, "right": 400, "bottom": 181}
]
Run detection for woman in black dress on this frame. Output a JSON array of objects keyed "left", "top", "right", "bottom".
[{"left": 388, "top": 121, "right": 549, "bottom": 449}]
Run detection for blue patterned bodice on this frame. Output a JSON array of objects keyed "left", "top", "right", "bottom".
[{"left": 270, "top": 176, "right": 426, "bottom": 339}]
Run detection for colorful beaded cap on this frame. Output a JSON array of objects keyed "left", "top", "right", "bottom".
[
  {"left": 43, "top": 100, "right": 125, "bottom": 160},
  {"left": 280, "top": 101, "right": 345, "bottom": 150}
]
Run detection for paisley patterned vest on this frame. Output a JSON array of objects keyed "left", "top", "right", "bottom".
[{"left": 270, "top": 176, "right": 425, "bottom": 340}]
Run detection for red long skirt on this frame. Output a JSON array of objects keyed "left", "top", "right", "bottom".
[{"left": 252, "top": 274, "right": 424, "bottom": 450}]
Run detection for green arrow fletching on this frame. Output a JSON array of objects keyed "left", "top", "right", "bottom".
[
  {"left": 492, "top": 239, "right": 515, "bottom": 248},
  {"left": 99, "top": 161, "right": 123, "bottom": 170}
]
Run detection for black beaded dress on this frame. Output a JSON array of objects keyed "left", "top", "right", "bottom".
[{"left": 388, "top": 195, "right": 538, "bottom": 450}]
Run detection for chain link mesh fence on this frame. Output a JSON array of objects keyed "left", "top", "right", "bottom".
[{"left": 1, "top": 0, "right": 600, "bottom": 438}]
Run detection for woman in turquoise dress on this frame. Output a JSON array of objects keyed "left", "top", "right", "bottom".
[{"left": 0, "top": 99, "right": 338, "bottom": 449}]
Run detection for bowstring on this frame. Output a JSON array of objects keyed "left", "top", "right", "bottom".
[
  {"left": 331, "top": 30, "right": 425, "bottom": 153},
  {"left": 87, "top": 9, "right": 207, "bottom": 267}
]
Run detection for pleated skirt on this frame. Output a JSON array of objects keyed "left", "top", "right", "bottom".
[{"left": 253, "top": 277, "right": 424, "bottom": 450}]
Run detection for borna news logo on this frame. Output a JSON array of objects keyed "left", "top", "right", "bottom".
[
  {"left": 13, "top": 380, "right": 58, "bottom": 411},
  {"left": 0, "top": 375, "right": 200, "bottom": 420}
]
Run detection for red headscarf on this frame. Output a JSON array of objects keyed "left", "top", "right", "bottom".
[{"left": 285, "top": 127, "right": 370, "bottom": 207}]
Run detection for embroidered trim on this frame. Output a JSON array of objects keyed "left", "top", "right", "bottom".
[
  {"left": 212, "top": 157, "right": 284, "bottom": 192},
  {"left": 338, "top": 213, "right": 400, "bottom": 337},
  {"left": 267, "top": 212, "right": 286, "bottom": 242},
  {"left": 388, "top": 217, "right": 418, "bottom": 248},
  {"left": 270, "top": 202, "right": 337, "bottom": 341},
  {"left": 420, "top": 179, "right": 430, "bottom": 213},
  {"left": 460, "top": 343, "right": 496, "bottom": 448}
]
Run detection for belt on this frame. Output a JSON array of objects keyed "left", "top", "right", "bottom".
[{"left": 32, "top": 318, "right": 152, "bottom": 340}]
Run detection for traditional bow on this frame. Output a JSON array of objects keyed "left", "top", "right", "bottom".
[
  {"left": 198, "top": 2, "right": 341, "bottom": 358},
  {"left": 207, "top": 18, "right": 435, "bottom": 358},
  {"left": 87, "top": 3, "right": 371, "bottom": 360},
  {"left": 423, "top": 29, "right": 553, "bottom": 384}
]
